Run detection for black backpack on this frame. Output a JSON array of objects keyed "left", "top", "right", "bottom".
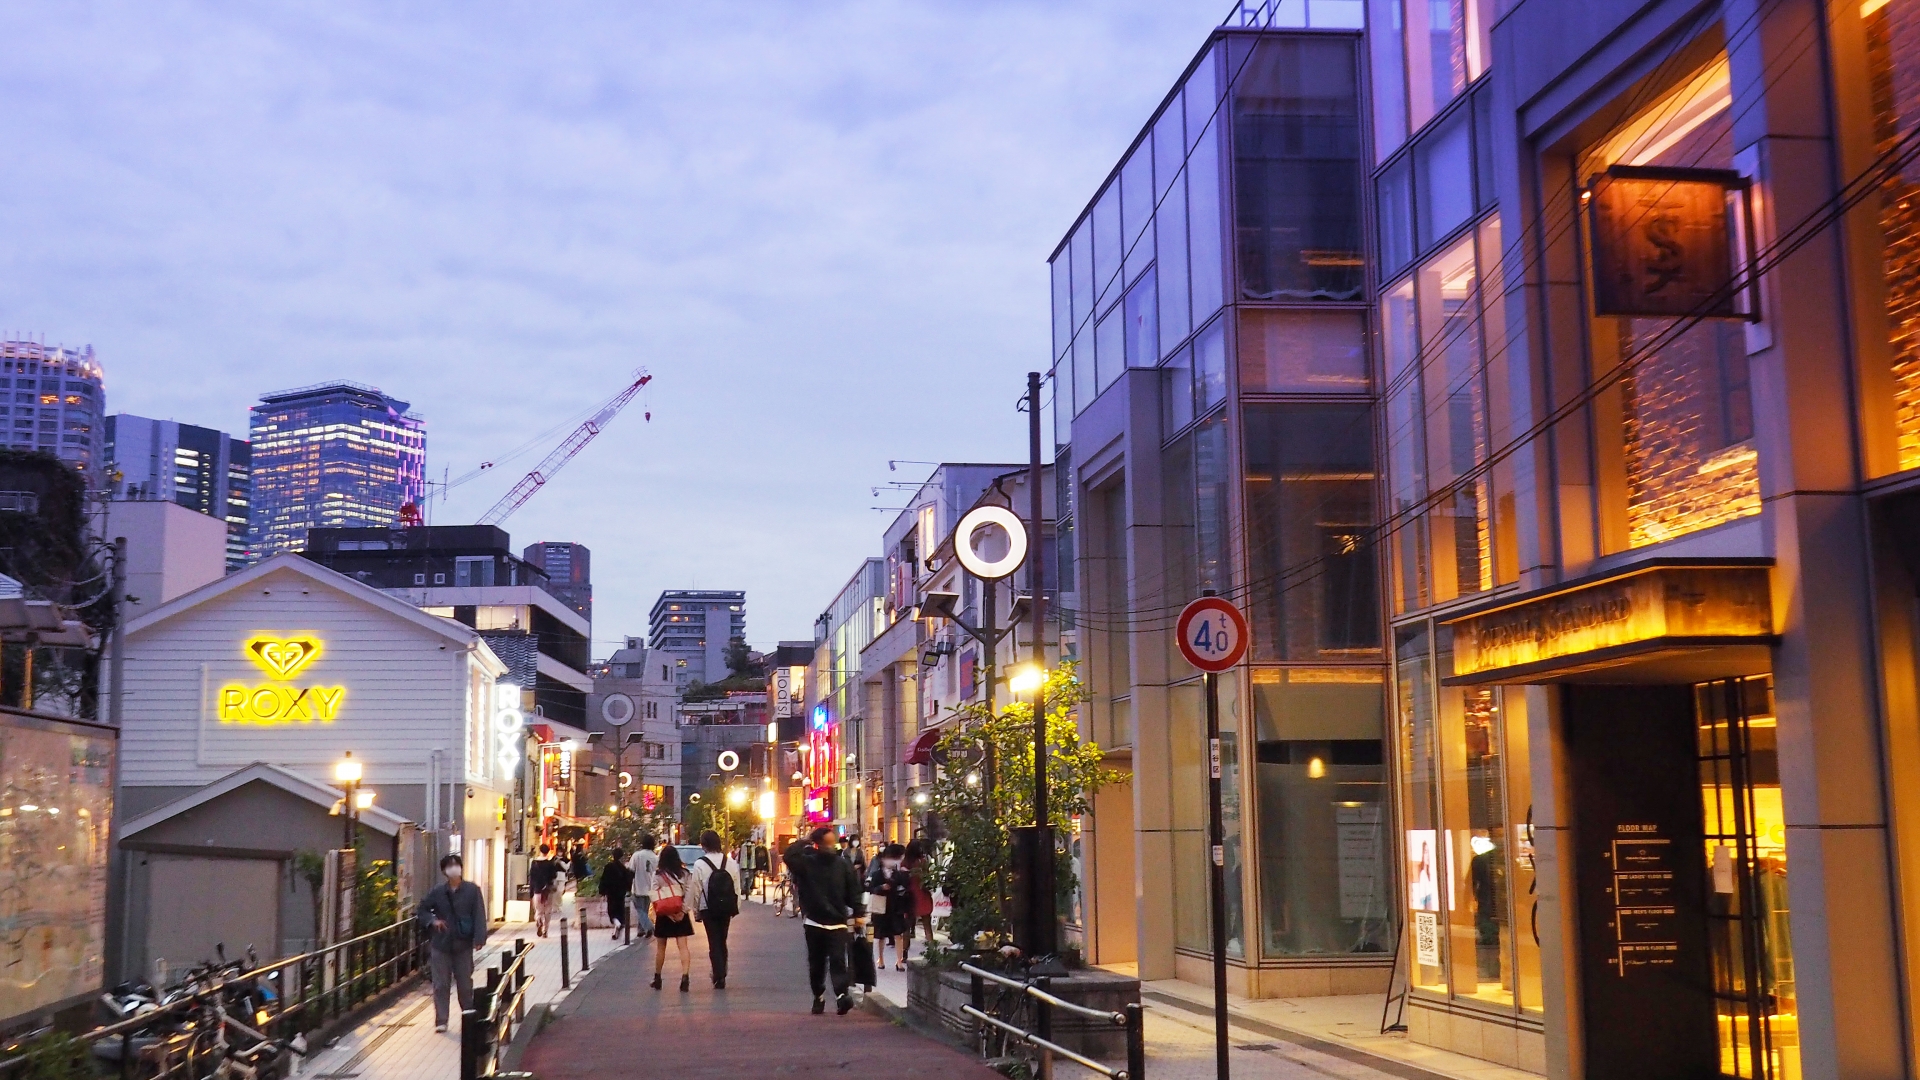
[{"left": 702, "top": 856, "right": 739, "bottom": 917}]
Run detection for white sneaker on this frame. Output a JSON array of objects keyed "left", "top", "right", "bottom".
[{"left": 434, "top": 1023, "right": 448, "bottom": 1033}]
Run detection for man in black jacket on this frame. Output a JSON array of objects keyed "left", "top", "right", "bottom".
[
  {"left": 783, "top": 826, "right": 866, "bottom": 1014},
  {"left": 416, "top": 854, "right": 490, "bottom": 1032}
]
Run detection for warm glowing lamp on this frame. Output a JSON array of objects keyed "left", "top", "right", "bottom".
[
  {"left": 1009, "top": 664, "right": 1045, "bottom": 694},
  {"left": 334, "top": 754, "right": 362, "bottom": 784}
]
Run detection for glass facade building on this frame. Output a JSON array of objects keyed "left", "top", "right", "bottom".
[
  {"left": 105, "top": 414, "right": 253, "bottom": 570},
  {"left": 0, "top": 341, "right": 106, "bottom": 485},
  {"left": 247, "top": 382, "right": 426, "bottom": 560},
  {"left": 1048, "top": 6, "right": 1392, "bottom": 997}
]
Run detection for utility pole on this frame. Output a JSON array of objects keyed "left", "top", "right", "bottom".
[
  {"left": 1025, "top": 371, "right": 1055, "bottom": 961},
  {"left": 108, "top": 537, "right": 126, "bottom": 727}
]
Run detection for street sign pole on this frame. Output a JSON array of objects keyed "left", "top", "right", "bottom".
[
  {"left": 1205, "top": 663, "right": 1228, "bottom": 1080},
  {"left": 1177, "top": 589, "right": 1248, "bottom": 1080}
]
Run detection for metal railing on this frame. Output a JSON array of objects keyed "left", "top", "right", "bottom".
[
  {"left": 0, "top": 917, "right": 429, "bottom": 1080},
  {"left": 961, "top": 963, "right": 1144, "bottom": 1080},
  {"left": 459, "top": 940, "right": 533, "bottom": 1080}
]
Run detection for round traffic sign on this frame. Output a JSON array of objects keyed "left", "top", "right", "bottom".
[
  {"left": 717, "top": 750, "right": 741, "bottom": 772},
  {"left": 1177, "top": 596, "right": 1249, "bottom": 673},
  {"left": 601, "top": 692, "right": 635, "bottom": 727},
  {"left": 952, "top": 505, "right": 1029, "bottom": 581}
]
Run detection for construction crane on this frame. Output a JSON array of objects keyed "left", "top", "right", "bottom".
[{"left": 475, "top": 368, "right": 652, "bottom": 526}]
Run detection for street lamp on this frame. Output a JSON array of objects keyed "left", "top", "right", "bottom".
[
  {"left": 1009, "top": 661, "right": 1058, "bottom": 966},
  {"left": 334, "top": 753, "right": 363, "bottom": 850}
]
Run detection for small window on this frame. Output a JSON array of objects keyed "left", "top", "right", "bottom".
[
  {"left": 413, "top": 573, "right": 427, "bottom": 585},
  {"left": 434, "top": 572, "right": 447, "bottom": 585}
]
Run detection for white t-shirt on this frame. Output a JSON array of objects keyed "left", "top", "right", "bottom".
[
  {"left": 629, "top": 848, "right": 659, "bottom": 896},
  {"left": 691, "top": 853, "right": 739, "bottom": 912}
]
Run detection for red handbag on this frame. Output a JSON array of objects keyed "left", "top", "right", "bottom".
[{"left": 653, "top": 879, "right": 686, "bottom": 919}]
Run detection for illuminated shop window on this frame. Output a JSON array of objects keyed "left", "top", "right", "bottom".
[
  {"left": 1864, "top": 0, "right": 1920, "bottom": 473},
  {"left": 1582, "top": 56, "right": 1758, "bottom": 549}
]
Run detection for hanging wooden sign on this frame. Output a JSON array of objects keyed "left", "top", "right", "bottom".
[{"left": 1587, "top": 166, "right": 1753, "bottom": 320}]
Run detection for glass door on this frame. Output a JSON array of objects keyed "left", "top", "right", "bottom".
[{"left": 1696, "top": 676, "right": 1798, "bottom": 1080}]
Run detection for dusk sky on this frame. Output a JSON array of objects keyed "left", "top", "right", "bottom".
[{"left": 0, "top": 2, "right": 1223, "bottom": 653}]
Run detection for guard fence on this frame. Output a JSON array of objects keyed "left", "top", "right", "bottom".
[
  {"left": 961, "top": 963, "right": 1145, "bottom": 1080},
  {"left": 0, "top": 916, "right": 429, "bottom": 1080},
  {"left": 458, "top": 940, "right": 533, "bottom": 1080}
]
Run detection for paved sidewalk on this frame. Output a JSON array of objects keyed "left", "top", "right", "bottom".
[
  {"left": 520, "top": 900, "right": 1002, "bottom": 1080},
  {"left": 297, "top": 895, "right": 635, "bottom": 1080}
]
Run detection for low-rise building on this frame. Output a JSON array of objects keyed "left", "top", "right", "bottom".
[{"left": 114, "top": 554, "right": 517, "bottom": 978}]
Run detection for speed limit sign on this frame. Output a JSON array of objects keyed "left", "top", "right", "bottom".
[{"left": 1177, "top": 596, "right": 1248, "bottom": 673}]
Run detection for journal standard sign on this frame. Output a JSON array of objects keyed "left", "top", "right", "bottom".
[{"left": 1444, "top": 563, "right": 1773, "bottom": 684}]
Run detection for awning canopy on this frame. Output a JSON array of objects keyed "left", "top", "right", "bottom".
[{"left": 903, "top": 724, "right": 946, "bottom": 765}]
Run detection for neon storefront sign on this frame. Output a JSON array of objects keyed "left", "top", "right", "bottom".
[
  {"left": 805, "top": 703, "right": 835, "bottom": 823},
  {"left": 218, "top": 635, "right": 348, "bottom": 724},
  {"left": 495, "top": 683, "right": 525, "bottom": 776}
]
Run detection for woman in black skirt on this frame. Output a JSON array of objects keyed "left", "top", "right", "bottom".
[{"left": 649, "top": 845, "right": 695, "bottom": 992}]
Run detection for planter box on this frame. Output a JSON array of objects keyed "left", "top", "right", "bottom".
[{"left": 905, "top": 959, "right": 1140, "bottom": 1061}]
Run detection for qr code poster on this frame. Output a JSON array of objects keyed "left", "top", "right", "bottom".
[{"left": 1414, "top": 910, "right": 1441, "bottom": 967}]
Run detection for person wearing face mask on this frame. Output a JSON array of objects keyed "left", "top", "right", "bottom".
[
  {"left": 865, "top": 843, "right": 912, "bottom": 971},
  {"left": 416, "top": 854, "right": 489, "bottom": 1033}
]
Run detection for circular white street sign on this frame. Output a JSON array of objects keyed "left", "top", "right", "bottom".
[
  {"left": 601, "top": 692, "right": 635, "bottom": 727},
  {"left": 717, "top": 749, "right": 741, "bottom": 772},
  {"left": 953, "top": 505, "right": 1029, "bottom": 581}
]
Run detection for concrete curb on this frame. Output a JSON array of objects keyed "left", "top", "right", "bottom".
[{"left": 861, "top": 990, "right": 976, "bottom": 1056}]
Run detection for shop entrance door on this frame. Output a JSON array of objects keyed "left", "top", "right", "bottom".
[
  {"left": 1566, "top": 679, "right": 1799, "bottom": 1080},
  {"left": 1696, "top": 677, "right": 1798, "bottom": 1080}
]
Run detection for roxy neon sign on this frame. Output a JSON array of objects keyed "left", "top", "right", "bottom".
[
  {"left": 495, "top": 683, "right": 525, "bottom": 777},
  {"left": 218, "top": 634, "right": 349, "bottom": 725}
]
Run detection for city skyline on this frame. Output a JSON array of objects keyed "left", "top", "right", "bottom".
[{"left": 0, "top": 2, "right": 1219, "bottom": 651}]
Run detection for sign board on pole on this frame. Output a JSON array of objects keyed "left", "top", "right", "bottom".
[{"left": 1177, "top": 596, "right": 1249, "bottom": 673}]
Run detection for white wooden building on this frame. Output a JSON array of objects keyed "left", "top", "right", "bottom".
[{"left": 114, "top": 554, "right": 525, "bottom": 977}]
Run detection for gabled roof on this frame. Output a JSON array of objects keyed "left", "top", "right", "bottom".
[
  {"left": 126, "top": 553, "right": 494, "bottom": 657},
  {"left": 119, "top": 761, "right": 410, "bottom": 840}
]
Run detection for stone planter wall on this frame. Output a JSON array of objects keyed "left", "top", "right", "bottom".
[{"left": 905, "top": 959, "right": 1141, "bottom": 1061}]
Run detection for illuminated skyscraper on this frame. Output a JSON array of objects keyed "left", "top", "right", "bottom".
[
  {"left": 247, "top": 382, "right": 425, "bottom": 559},
  {"left": 0, "top": 340, "right": 106, "bottom": 484},
  {"left": 105, "top": 415, "right": 253, "bottom": 570}
]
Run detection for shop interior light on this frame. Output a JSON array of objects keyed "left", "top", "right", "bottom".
[
  {"left": 1009, "top": 664, "right": 1045, "bottom": 694},
  {"left": 756, "top": 790, "right": 777, "bottom": 820}
]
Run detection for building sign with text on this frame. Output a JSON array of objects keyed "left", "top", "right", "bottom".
[{"left": 1588, "top": 166, "right": 1751, "bottom": 320}]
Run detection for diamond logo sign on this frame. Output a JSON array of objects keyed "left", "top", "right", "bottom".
[{"left": 245, "top": 635, "right": 324, "bottom": 680}]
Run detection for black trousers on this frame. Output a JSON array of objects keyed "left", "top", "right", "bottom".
[
  {"left": 704, "top": 913, "right": 733, "bottom": 981},
  {"left": 804, "top": 925, "right": 850, "bottom": 997}
]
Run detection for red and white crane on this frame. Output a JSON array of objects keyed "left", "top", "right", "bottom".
[{"left": 475, "top": 368, "right": 652, "bottom": 526}]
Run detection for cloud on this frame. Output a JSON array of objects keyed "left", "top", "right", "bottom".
[{"left": 0, "top": 0, "right": 1223, "bottom": 647}]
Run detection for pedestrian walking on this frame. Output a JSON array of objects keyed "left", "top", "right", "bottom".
[
  {"left": 783, "top": 826, "right": 866, "bottom": 1015},
  {"left": 629, "top": 835, "right": 658, "bottom": 937},
  {"left": 904, "top": 839, "right": 937, "bottom": 956},
  {"left": 599, "top": 847, "right": 634, "bottom": 939},
  {"left": 569, "top": 843, "right": 591, "bottom": 883},
  {"left": 649, "top": 844, "right": 695, "bottom": 993},
  {"left": 528, "top": 844, "right": 562, "bottom": 937},
  {"left": 416, "top": 854, "right": 489, "bottom": 1033},
  {"left": 865, "top": 843, "right": 913, "bottom": 971},
  {"left": 691, "top": 830, "right": 741, "bottom": 988}
]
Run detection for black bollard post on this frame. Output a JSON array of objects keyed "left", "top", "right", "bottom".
[
  {"left": 579, "top": 915, "right": 590, "bottom": 972},
  {"left": 559, "top": 917, "right": 571, "bottom": 989}
]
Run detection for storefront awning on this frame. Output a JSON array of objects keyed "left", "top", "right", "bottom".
[
  {"left": 1439, "top": 559, "right": 1776, "bottom": 685},
  {"left": 903, "top": 723, "right": 946, "bottom": 765}
]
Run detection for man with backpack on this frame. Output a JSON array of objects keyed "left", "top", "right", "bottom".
[{"left": 691, "top": 829, "right": 741, "bottom": 988}]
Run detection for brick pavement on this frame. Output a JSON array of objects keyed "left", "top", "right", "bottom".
[{"left": 519, "top": 901, "right": 1004, "bottom": 1080}]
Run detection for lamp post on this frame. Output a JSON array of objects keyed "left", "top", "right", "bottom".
[
  {"left": 335, "top": 753, "right": 363, "bottom": 850},
  {"left": 1009, "top": 663, "right": 1055, "bottom": 962}
]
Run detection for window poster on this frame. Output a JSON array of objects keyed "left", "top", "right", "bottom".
[{"left": 1407, "top": 828, "right": 1440, "bottom": 911}]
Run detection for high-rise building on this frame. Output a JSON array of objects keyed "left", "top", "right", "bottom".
[
  {"left": 247, "top": 382, "right": 425, "bottom": 560},
  {"left": 105, "top": 415, "right": 253, "bottom": 570},
  {"left": 647, "top": 590, "right": 745, "bottom": 687},
  {"left": 523, "top": 542, "right": 590, "bottom": 620},
  {"left": 0, "top": 340, "right": 106, "bottom": 484}
]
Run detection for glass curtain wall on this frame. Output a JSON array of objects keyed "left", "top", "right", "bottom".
[
  {"left": 1857, "top": 0, "right": 1920, "bottom": 475},
  {"left": 1394, "top": 624, "right": 1540, "bottom": 1013}
]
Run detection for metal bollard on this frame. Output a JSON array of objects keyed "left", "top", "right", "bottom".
[
  {"left": 559, "top": 917, "right": 571, "bottom": 989},
  {"left": 969, "top": 971, "right": 985, "bottom": 1056},
  {"left": 579, "top": 916, "right": 590, "bottom": 972},
  {"left": 1125, "top": 1001, "right": 1146, "bottom": 1080},
  {"left": 471, "top": 981, "right": 495, "bottom": 1073},
  {"left": 514, "top": 939, "right": 529, "bottom": 1022},
  {"left": 1035, "top": 976, "right": 1054, "bottom": 1080},
  {"left": 458, "top": 1007, "right": 480, "bottom": 1080},
  {"left": 623, "top": 898, "right": 633, "bottom": 946}
]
